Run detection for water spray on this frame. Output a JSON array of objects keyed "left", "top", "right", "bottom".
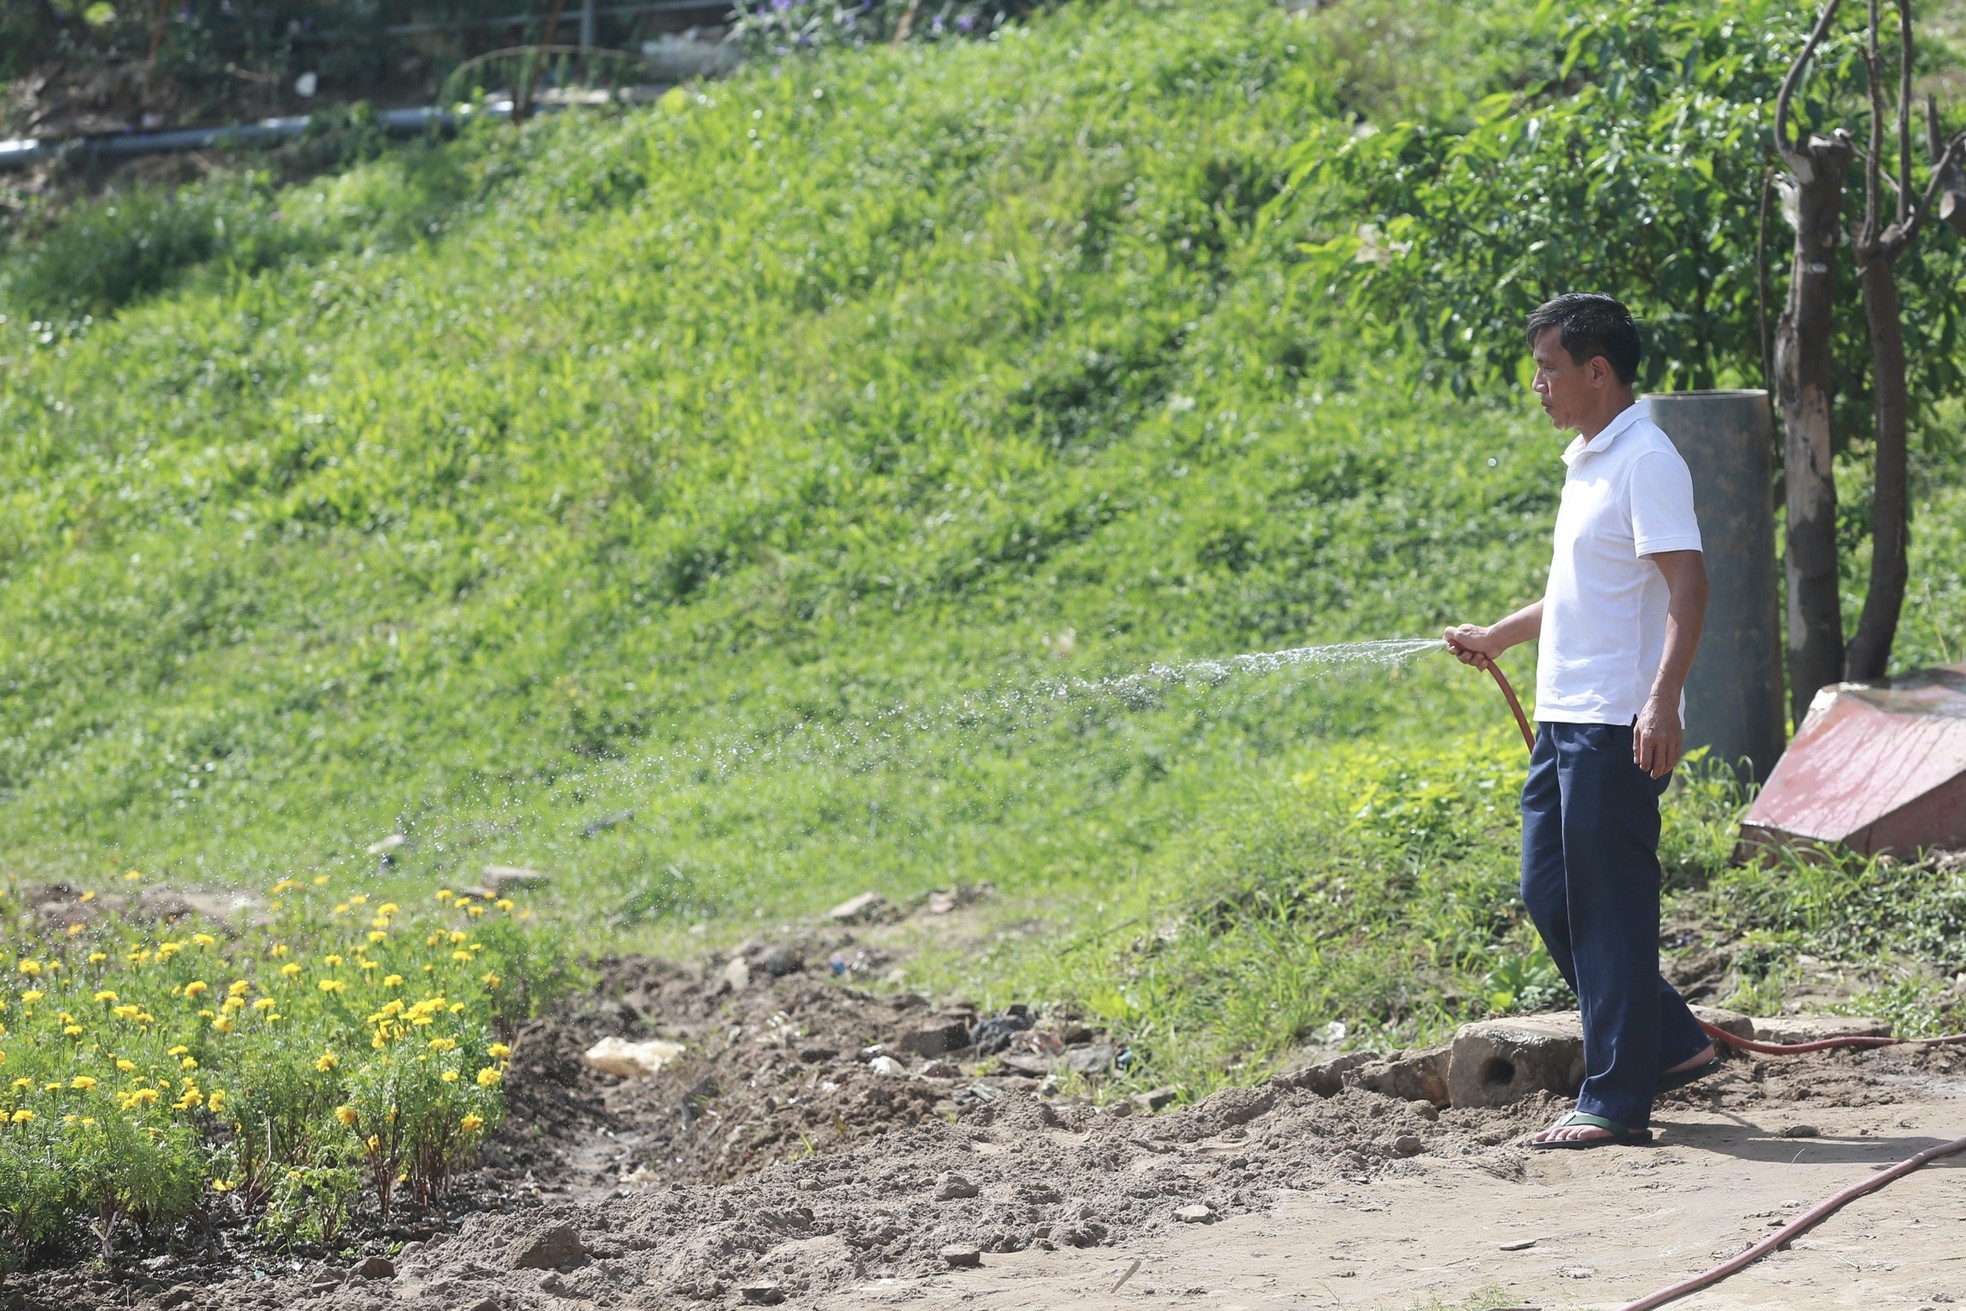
[{"left": 1461, "top": 647, "right": 1966, "bottom": 1311}]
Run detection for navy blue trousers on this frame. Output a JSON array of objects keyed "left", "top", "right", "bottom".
[{"left": 1520, "top": 721, "right": 1709, "bottom": 1129}]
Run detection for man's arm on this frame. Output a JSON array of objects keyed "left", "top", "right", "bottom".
[
  {"left": 1443, "top": 599, "right": 1543, "bottom": 672},
  {"left": 1634, "top": 549, "right": 1708, "bottom": 778}
]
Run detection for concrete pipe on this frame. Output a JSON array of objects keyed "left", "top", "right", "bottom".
[{"left": 1646, "top": 390, "right": 1787, "bottom": 781}]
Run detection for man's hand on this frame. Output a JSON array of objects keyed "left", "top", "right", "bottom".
[
  {"left": 1634, "top": 695, "right": 1683, "bottom": 778},
  {"left": 1442, "top": 624, "right": 1502, "bottom": 672}
]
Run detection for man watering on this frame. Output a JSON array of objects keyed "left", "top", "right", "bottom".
[{"left": 1444, "top": 293, "right": 1720, "bottom": 1148}]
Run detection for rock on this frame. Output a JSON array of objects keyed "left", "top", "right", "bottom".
[
  {"left": 1104, "top": 1097, "right": 1135, "bottom": 1116},
  {"left": 940, "top": 1245, "right": 983, "bottom": 1268},
  {"left": 934, "top": 1171, "right": 981, "bottom": 1200},
  {"left": 900, "top": 1016, "right": 972, "bottom": 1057},
  {"left": 1132, "top": 1086, "right": 1179, "bottom": 1113},
  {"left": 1689, "top": 1004, "right": 1756, "bottom": 1043},
  {"left": 997, "top": 1053, "right": 1052, "bottom": 1077},
  {"left": 1559, "top": 1264, "right": 1597, "bottom": 1279},
  {"left": 1752, "top": 1014, "right": 1892, "bottom": 1044},
  {"left": 970, "top": 1011, "right": 1034, "bottom": 1055},
  {"left": 738, "top": 1281, "right": 786, "bottom": 1305},
  {"left": 1065, "top": 1043, "right": 1117, "bottom": 1075},
  {"left": 308, "top": 1273, "right": 343, "bottom": 1293},
  {"left": 757, "top": 944, "right": 802, "bottom": 977},
  {"left": 1448, "top": 1013, "right": 1587, "bottom": 1109},
  {"left": 722, "top": 957, "right": 752, "bottom": 992},
  {"left": 1174, "top": 1203, "right": 1216, "bottom": 1224},
  {"left": 868, "top": 1055, "right": 907, "bottom": 1076},
  {"left": 583, "top": 1037, "right": 686, "bottom": 1079},
  {"left": 920, "top": 1059, "right": 962, "bottom": 1078},
  {"left": 355, "top": 1254, "right": 396, "bottom": 1279},
  {"left": 509, "top": 1223, "right": 586, "bottom": 1271},
  {"left": 1348, "top": 1044, "right": 1451, "bottom": 1106},
  {"left": 1407, "top": 1099, "right": 1440, "bottom": 1122},
  {"left": 827, "top": 891, "right": 890, "bottom": 924},
  {"left": 156, "top": 1287, "right": 199, "bottom": 1309},
  {"left": 1277, "top": 1050, "right": 1375, "bottom": 1097},
  {"left": 481, "top": 864, "right": 549, "bottom": 894},
  {"left": 1391, "top": 1134, "right": 1424, "bottom": 1157},
  {"left": 366, "top": 833, "right": 409, "bottom": 857},
  {"left": 1499, "top": 1238, "right": 1537, "bottom": 1251},
  {"left": 462, "top": 1300, "right": 503, "bottom": 1311},
  {"left": 1781, "top": 1124, "right": 1821, "bottom": 1138}
]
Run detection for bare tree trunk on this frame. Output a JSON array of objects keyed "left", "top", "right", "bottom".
[
  {"left": 1773, "top": 137, "right": 1851, "bottom": 726},
  {"left": 1845, "top": 254, "right": 1909, "bottom": 680}
]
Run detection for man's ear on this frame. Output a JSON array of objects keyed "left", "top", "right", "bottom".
[{"left": 1589, "top": 355, "right": 1611, "bottom": 387}]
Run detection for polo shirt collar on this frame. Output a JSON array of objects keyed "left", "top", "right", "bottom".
[{"left": 1560, "top": 398, "right": 1649, "bottom": 467}]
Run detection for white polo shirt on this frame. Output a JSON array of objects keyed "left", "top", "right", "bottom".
[{"left": 1535, "top": 399, "right": 1702, "bottom": 725}]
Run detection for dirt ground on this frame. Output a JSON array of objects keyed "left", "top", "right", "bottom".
[{"left": 6, "top": 901, "right": 1966, "bottom": 1311}]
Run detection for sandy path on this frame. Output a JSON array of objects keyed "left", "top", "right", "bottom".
[{"left": 883, "top": 1094, "right": 1966, "bottom": 1311}]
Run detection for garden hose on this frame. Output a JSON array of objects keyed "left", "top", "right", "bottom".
[{"left": 1471, "top": 653, "right": 1966, "bottom": 1310}]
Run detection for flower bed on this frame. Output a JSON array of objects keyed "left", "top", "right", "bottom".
[{"left": 0, "top": 875, "right": 566, "bottom": 1267}]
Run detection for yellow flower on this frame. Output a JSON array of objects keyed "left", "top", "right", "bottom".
[
  {"left": 448, "top": 930, "right": 468, "bottom": 945},
  {"left": 78, "top": 890, "right": 96, "bottom": 903},
  {"left": 316, "top": 1051, "right": 339, "bottom": 1072},
  {"left": 193, "top": 933, "right": 216, "bottom": 948},
  {"left": 207, "top": 1089, "right": 227, "bottom": 1113},
  {"left": 466, "top": 904, "right": 485, "bottom": 918},
  {"left": 0, "top": 1050, "right": 6, "bottom": 1066},
  {"left": 476, "top": 1066, "right": 501, "bottom": 1089},
  {"left": 16, "top": 961, "right": 41, "bottom": 977},
  {"left": 487, "top": 1043, "right": 511, "bottom": 1059},
  {"left": 10, "top": 1109, "right": 33, "bottom": 1123},
  {"left": 312, "top": 875, "right": 329, "bottom": 885},
  {"left": 441, "top": 1070, "right": 459, "bottom": 1083},
  {"left": 182, "top": 981, "right": 209, "bottom": 998},
  {"left": 212, "top": 1017, "right": 235, "bottom": 1034},
  {"left": 112, "top": 1004, "right": 141, "bottom": 1021},
  {"left": 496, "top": 898, "right": 515, "bottom": 912},
  {"left": 367, "top": 931, "right": 387, "bottom": 945},
  {"left": 93, "top": 990, "right": 118, "bottom": 1004},
  {"left": 269, "top": 943, "right": 291, "bottom": 957},
  {"left": 227, "top": 980, "right": 251, "bottom": 996},
  {"left": 180, "top": 1056, "right": 198, "bottom": 1070},
  {"left": 280, "top": 963, "right": 302, "bottom": 979},
  {"left": 70, "top": 1076, "right": 97, "bottom": 1090},
  {"left": 318, "top": 979, "right": 346, "bottom": 994},
  {"left": 428, "top": 1037, "right": 457, "bottom": 1052},
  {"left": 87, "top": 952, "right": 107, "bottom": 964},
  {"left": 252, "top": 997, "right": 277, "bottom": 1012},
  {"left": 335, "top": 1106, "right": 359, "bottom": 1127},
  {"left": 124, "top": 869, "right": 142, "bottom": 882},
  {"left": 383, "top": 974, "right": 404, "bottom": 988},
  {"left": 119, "top": 1088, "right": 160, "bottom": 1109},
  {"left": 168, "top": 1045, "right": 189, "bottom": 1057},
  {"left": 271, "top": 879, "right": 301, "bottom": 895},
  {"left": 10, "top": 1077, "right": 30, "bottom": 1090},
  {"left": 435, "top": 889, "right": 454, "bottom": 903},
  {"left": 481, "top": 972, "right": 501, "bottom": 989},
  {"left": 116, "top": 1059, "right": 135, "bottom": 1072},
  {"left": 21, "top": 990, "right": 43, "bottom": 1005},
  {"left": 211, "top": 1178, "right": 236, "bottom": 1193},
  {"left": 451, "top": 950, "right": 472, "bottom": 963},
  {"left": 377, "top": 903, "right": 399, "bottom": 917},
  {"left": 62, "top": 1024, "right": 82, "bottom": 1037},
  {"left": 323, "top": 954, "right": 344, "bottom": 967},
  {"left": 460, "top": 1113, "right": 485, "bottom": 1133}
]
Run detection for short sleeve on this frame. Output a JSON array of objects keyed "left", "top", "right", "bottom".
[{"left": 1628, "top": 447, "right": 1702, "bottom": 557}]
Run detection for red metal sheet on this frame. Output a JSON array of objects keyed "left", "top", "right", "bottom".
[{"left": 1741, "top": 665, "right": 1966, "bottom": 857}]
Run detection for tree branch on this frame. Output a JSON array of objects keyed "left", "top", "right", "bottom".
[
  {"left": 1861, "top": 0, "right": 1885, "bottom": 250},
  {"left": 1884, "top": 126, "right": 1966, "bottom": 256},
  {"left": 1929, "top": 94, "right": 1966, "bottom": 238},
  {"left": 1896, "top": 0, "right": 1915, "bottom": 229},
  {"left": 1778, "top": 0, "right": 1846, "bottom": 161}
]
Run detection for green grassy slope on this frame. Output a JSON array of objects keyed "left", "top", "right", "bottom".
[{"left": 3, "top": 0, "right": 1963, "bottom": 1084}]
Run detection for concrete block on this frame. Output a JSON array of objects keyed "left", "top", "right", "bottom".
[
  {"left": 1751, "top": 1014, "right": 1892, "bottom": 1044},
  {"left": 1448, "top": 1013, "right": 1585, "bottom": 1109}
]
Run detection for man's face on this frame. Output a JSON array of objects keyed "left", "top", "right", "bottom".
[{"left": 1530, "top": 327, "right": 1606, "bottom": 432}]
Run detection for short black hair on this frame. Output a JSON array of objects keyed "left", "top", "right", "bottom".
[{"left": 1525, "top": 293, "right": 1641, "bottom": 386}]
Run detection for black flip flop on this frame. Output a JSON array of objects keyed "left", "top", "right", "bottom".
[
  {"left": 1528, "top": 1110, "right": 1654, "bottom": 1150},
  {"left": 1656, "top": 1055, "right": 1724, "bottom": 1094}
]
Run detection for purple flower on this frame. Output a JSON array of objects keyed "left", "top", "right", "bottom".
[
  {"left": 956, "top": 14, "right": 974, "bottom": 30},
  {"left": 931, "top": 15, "right": 944, "bottom": 31}
]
